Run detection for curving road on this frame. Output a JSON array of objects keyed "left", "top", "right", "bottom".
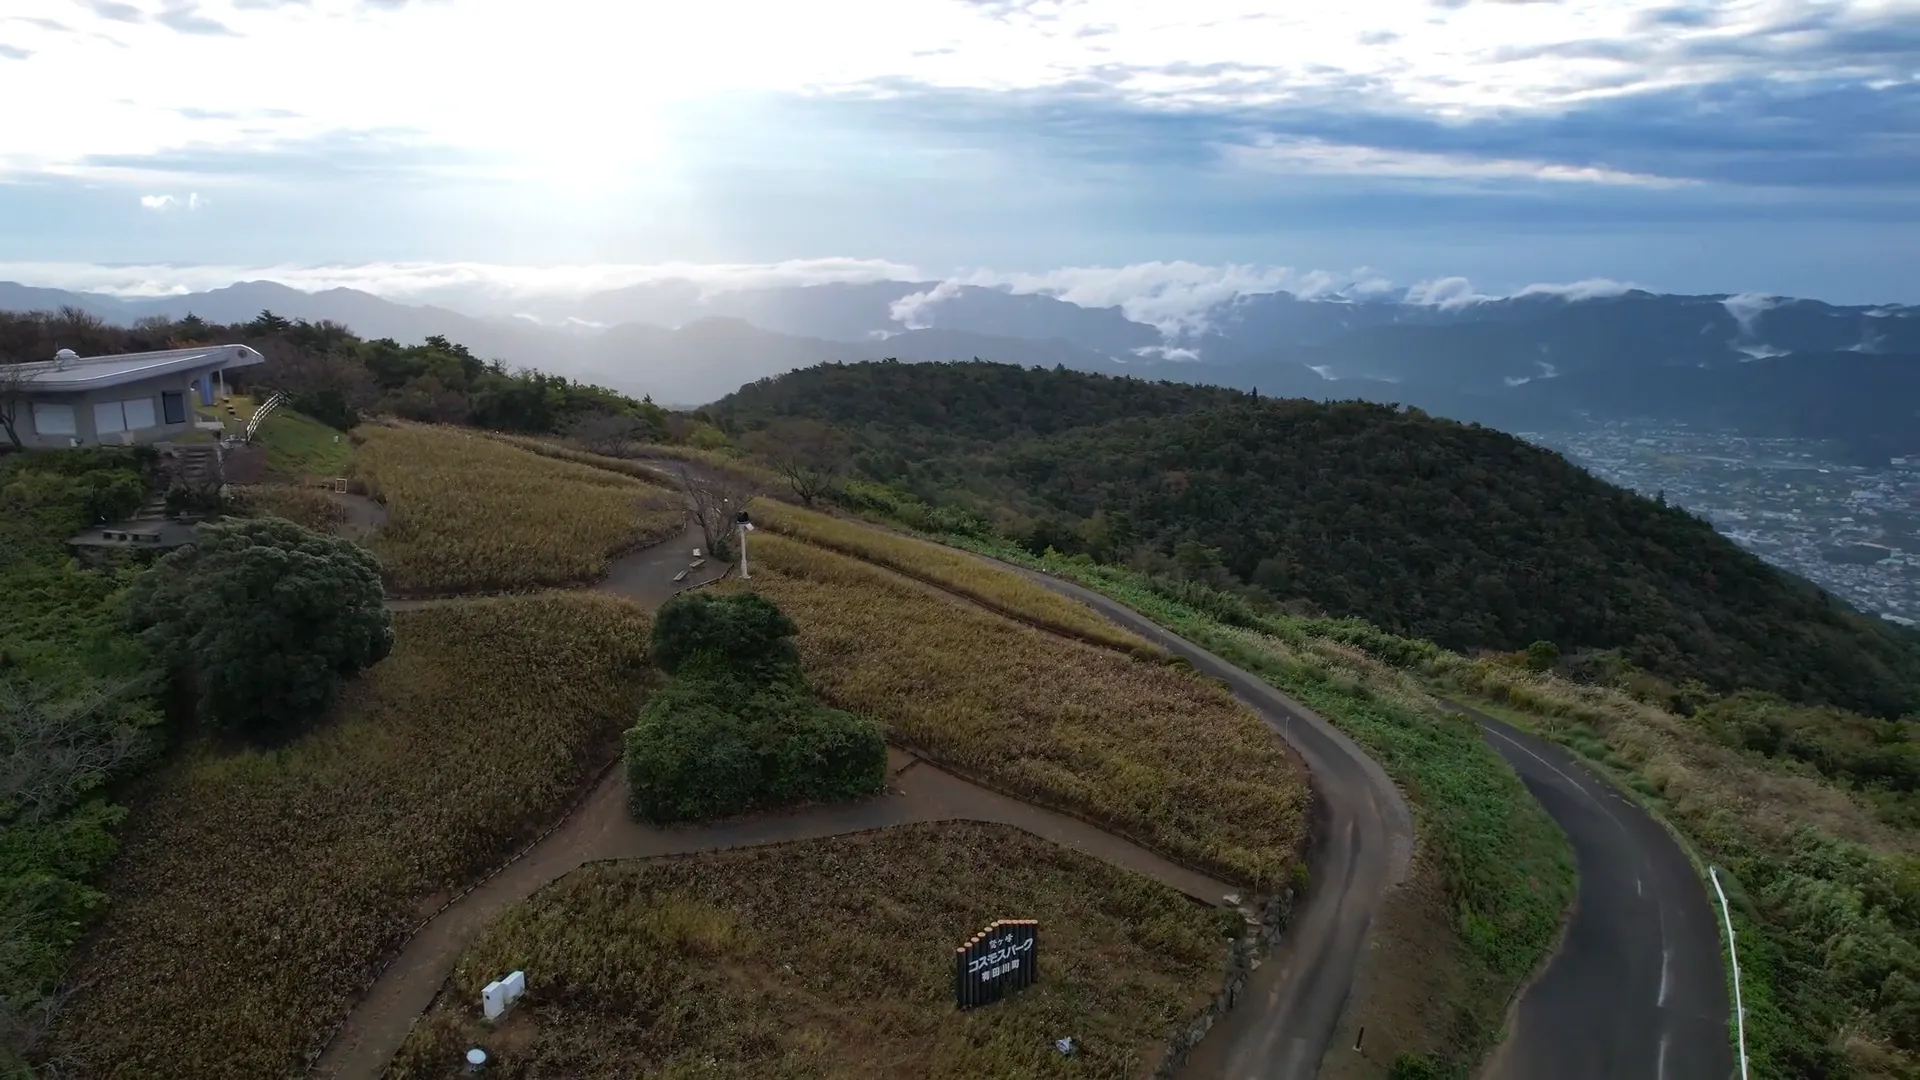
[
  {"left": 1006, "top": 568, "right": 1417, "bottom": 1080},
  {"left": 1455, "top": 706, "right": 1734, "bottom": 1080}
]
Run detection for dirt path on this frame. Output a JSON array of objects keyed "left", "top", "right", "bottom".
[
  {"left": 311, "top": 526, "right": 1244, "bottom": 1080},
  {"left": 325, "top": 490, "right": 387, "bottom": 541}
]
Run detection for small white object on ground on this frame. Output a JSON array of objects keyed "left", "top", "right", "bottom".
[
  {"left": 466, "top": 1047, "right": 487, "bottom": 1066},
  {"left": 1055, "top": 1037, "right": 1077, "bottom": 1056}
]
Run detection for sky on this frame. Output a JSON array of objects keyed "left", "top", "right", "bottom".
[{"left": 1, "top": 0, "right": 1917, "bottom": 310}]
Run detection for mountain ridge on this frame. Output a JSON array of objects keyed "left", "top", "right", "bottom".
[{"left": 3, "top": 277, "right": 1915, "bottom": 450}]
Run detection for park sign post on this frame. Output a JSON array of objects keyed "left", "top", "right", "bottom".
[{"left": 954, "top": 919, "right": 1039, "bottom": 1010}]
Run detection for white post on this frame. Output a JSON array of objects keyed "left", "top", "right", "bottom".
[
  {"left": 1709, "top": 867, "right": 1750, "bottom": 1080},
  {"left": 739, "top": 522, "right": 750, "bottom": 580}
]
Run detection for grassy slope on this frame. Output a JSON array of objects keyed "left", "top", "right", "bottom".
[
  {"left": 391, "top": 823, "right": 1241, "bottom": 1080},
  {"left": 41, "top": 593, "right": 653, "bottom": 1080},
  {"left": 721, "top": 533, "right": 1312, "bottom": 889},
  {"left": 749, "top": 498, "right": 1162, "bottom": 658},
  {"left": 352, "top": 423, "right": 683, "bottom": 595}
]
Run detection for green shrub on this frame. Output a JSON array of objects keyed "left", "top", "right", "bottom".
[
  {"left": 126, "top": 516, "right": 392, "bottom": 738},
  {"left": 624, "top": 667, "right": 885, "bottom": 823},
  {"left": 626, "top": 594, "right": 886, "bottom": 824},
  {"left": 650, "top": 591, "right": 799, "bottom": 677}
]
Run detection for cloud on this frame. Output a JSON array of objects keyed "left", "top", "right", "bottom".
[
  {"left": 137, "top": 191, "right": 205, "bottom": 210},
  {"left": 154, "top": 4, "right": 240, "bottom": 35},
  {"left": 1721, "top": 291, "right": 1779, "bottom": 334},
  {"left": 1220, "top": 135, "right": 1693, "bottom": 188},
  {"left": 889, "top": 279, "right": 963, "bottom": 329},
  {"left": 0, "top": 44, "right": 32, "bottom": 60},
  {"left": 73, "top": 0, "right": 146, "bottom": 23}
]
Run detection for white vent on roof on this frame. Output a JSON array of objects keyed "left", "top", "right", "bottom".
[{"left": 53, "top": 348, "right": 78, "bottom": 369}]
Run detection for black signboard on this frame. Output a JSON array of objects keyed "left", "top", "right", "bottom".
[{"left": 954, "top": 919, "right": 1039, "bottom": 1010}]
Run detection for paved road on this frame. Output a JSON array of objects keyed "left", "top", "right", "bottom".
[
  {"left": 1007, "top": 569, "right": 1417, "bottom": 1080},
  {"left": 1456, "top": 706, "right": 1734, "bottom": 1080}
]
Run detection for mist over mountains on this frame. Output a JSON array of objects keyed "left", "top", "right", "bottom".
[{"left": 3, "top": 275, "right": 1916, "bottom": 461}]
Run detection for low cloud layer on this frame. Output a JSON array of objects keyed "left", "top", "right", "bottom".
[{"left": 0, "top": 257, "right": 1698, "bottom": 333}]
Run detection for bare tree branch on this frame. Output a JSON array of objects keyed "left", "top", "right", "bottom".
[
  {"left": 0, "top": 361, "right": 32, "bottom": 451},
  {"left": 742, "top": 419, "right": 848, "bottom": 507},
  {"left": 672, "top": 463, "right": 748, "bottom": 559}
]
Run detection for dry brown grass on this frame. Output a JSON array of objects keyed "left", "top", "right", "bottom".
[
  {"left": 1443, "top": 657, "right": 1916, "bottom": 856},
  {"left": 353, "top": 423, "right": 684, "bottom": 595},
  {"left": 227, "top": 482, "right": 349, "bottom": 533},
  {"left": 750, "top": 499, "right": 1162, "bottom": 658},
  {"left": 479, "top": 431, "right": 678, "bottom": 486},
  {"left": 41, "top": 593, "right": 654, "bottom": 1080},
  {"left": 716, "top": 533, "right": 1310, "bottom": 888},
  {"left": 388, "top": 822, "right": 1241, "bottom": 1080}
]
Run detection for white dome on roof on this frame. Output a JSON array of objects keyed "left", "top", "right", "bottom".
[{"left": 54, "top": 348, "right": 79, "bottom": 361}]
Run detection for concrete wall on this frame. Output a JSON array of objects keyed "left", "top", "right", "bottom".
[{"left": 22, "top": 367, "right": 218, "bottom": 449}]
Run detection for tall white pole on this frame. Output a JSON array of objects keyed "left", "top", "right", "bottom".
[
  {"left": 1709, "top": 866, "right": 1750, "bottom": 1080},
  {"left": 739, "top": 523, "right": 750, "bottom": 580}
]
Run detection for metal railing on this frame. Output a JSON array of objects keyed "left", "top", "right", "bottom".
[
  {"left": 242, "top": 391, "right": 286, "bottom": 443},
  {"left": 1709, "top": 866, "right": 1751, "bottom": 1080}
]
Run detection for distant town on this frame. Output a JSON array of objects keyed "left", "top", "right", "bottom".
[{"left": 1522, "top": 421, "right": 1920, "bottom": 627}]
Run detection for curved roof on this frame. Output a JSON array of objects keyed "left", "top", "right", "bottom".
[{"left": 10, "top": 344, "right": 264, "bottom": 393}]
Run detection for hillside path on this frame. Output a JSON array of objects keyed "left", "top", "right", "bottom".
[
  {"left": 1451, "top": 705, "right": 1733, "bottom": 1080},
  {"left": 310, "top": 525, "right": 1243, "bottom": 1080},
  {"left": 1000, "top": 566, "right": 1417, "bottom": 1080}
]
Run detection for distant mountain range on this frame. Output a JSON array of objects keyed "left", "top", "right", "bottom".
[{"left": 3, "top": 277, "right": 1916, "bottom": 459}]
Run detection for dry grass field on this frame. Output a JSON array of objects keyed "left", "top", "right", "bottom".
[
  {"left": 353, "top": 424, "right": 684, "bottom": 594},
  {"left": 750, "top": 499, "right": 1163, "bottom": 658},
  {"left": 388, "top": 822, "right": 1241, "bottom": 1080},
  {"left": 40, "top": 593, "right": 654, "bottom": 1080},
  {"left": 480, "top": 432, "right": 678, "bottom": 485},
  {"left": 718, "top": 534, "right": 1310, "bottom": 888},
  {"left": 227, "top": 482, "right": 349, "bottom": 533}
]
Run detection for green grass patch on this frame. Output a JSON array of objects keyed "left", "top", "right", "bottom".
[{"left": 251, "top": 406, "right": 355, "bottom": 479}]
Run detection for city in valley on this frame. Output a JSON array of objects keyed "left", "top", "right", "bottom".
[{"left": 1525, "top": 422, "right": 1920, "bottom": 627}]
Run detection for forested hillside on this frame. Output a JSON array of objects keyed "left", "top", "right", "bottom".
[{"left": 713, "top": 360, "right": 1920, "bottom": 717}]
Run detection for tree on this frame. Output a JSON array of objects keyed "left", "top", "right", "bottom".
[
  {"left": 0, "top": 361, "right": 31, "bottom": 450},
  {"left": 673, "top": 463, "right": 747, "bottom": 560},
  {"left": 126, "top": 517, "right": 392, "bottom": 738},
  {"left": 567, "top": 410, "right": 649, "bottom": 457},
  {"left": 743, "top": 418, "right": 848, "bottom": 506}
]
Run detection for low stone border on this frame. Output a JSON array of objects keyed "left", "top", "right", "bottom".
[{"left": 1152, "top": 889, "right": 1296, "bottom": 1079}]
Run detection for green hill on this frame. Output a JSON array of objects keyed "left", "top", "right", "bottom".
[{"left": 712, "top": 360, "right": 1920, "bottom": 717}]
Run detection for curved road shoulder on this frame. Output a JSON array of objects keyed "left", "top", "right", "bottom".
[
  {"left": 1453, "top": 705, "right": 1733, "bottom": 1080},
  {"left": 1009, "top": 567, "right": 1416, "bottom": 1080}
]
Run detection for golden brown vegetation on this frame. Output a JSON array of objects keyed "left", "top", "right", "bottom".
[
  {"left": 718, "top": 534, "right": 1310, "bottom": 887},
  {"left": 42, "top": 593, "right": 654, "bottom": 1080},
  {"left": 749, "top": 499, "right": 1163, "bottom": 658},
  {"left": 389, "top": 822, "right": 1240, "bottom": 1080},
  {"left": 479, "top": 431, "right": 678, "bottom": 485},
  {"left": 353, "top": 423, "right": 683, "bottom": 594},
  {"left": 227, "top": 482, "right": 349, "bottom": 533}
]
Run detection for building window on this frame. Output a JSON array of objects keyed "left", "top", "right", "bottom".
[
  {"left": 32, "top": 402, "right": 76, "bottom": 436},
  {"left": 123, "top": 397, "right": 157, "bottom": 431},
  {"left": 93, "top": 397, "right": 161, "bottom": 435},
  {"left": 162, "top": 391, "right": 186, "bottom": 425},
  {"left": 93, "top": 401, "right": 127, "bottom": 435}
]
